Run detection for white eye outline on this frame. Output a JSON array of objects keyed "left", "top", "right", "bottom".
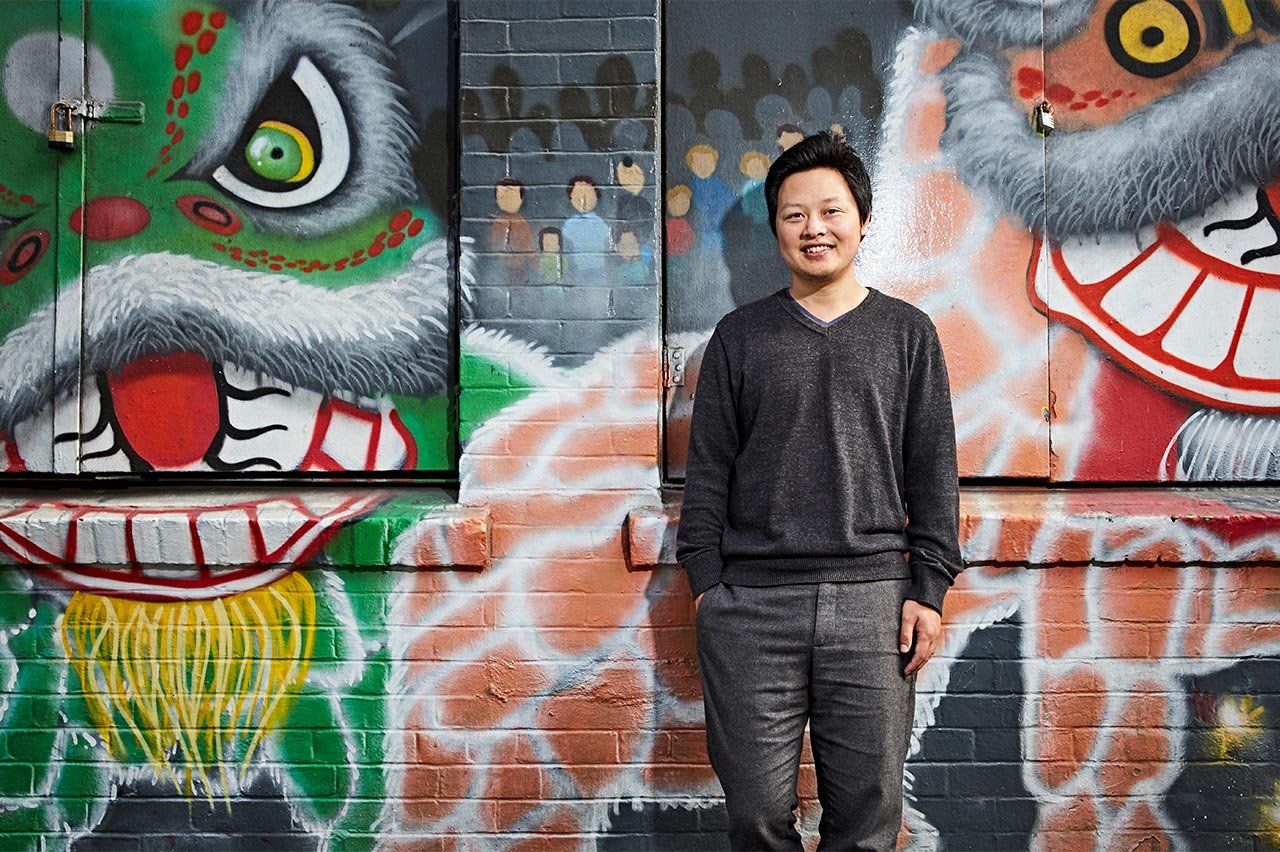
[{"left": 212, "top": 56, "right": 351, "bottom": 209}]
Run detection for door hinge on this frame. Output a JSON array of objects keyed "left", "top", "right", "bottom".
[{"left": 663, "top": 346, "right": 685, "bottom": 388}]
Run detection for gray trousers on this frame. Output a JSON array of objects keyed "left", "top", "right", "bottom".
[{"left": 696, "top": 578, "right": 917, "bottom": 851}]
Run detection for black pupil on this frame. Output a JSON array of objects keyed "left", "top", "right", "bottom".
[
  {"left": 270, "top": 147, "right": 284, "bottom": 159},
  {"left": 1141, "top": 26, "right": 1164, "bottom": 47}
]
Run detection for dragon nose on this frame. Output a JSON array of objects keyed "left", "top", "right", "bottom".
[{"left": 69, "top": 197, "right": 150, "bottom": 241}]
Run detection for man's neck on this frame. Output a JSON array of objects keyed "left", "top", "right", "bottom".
[{"left": 788, "top": 273, "right": 869, "bottom": 322}]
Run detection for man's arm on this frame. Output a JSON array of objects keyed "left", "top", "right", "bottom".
[
  {"left": 902, "top": 320, "right": 962, "bottom": 615},
  {"left": 676, "top": 329, "right": 739, "bottom": 598}
]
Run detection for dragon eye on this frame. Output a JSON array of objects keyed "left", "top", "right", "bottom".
[
  {"left": 1105, "top": 0, "right": 1201, "bottom": 78},
  {"left": 212, "top": 56, "right": 349, "bottom": 208},
  {"left": 245, "top": 121, "right": 315, "bottom": 183}
]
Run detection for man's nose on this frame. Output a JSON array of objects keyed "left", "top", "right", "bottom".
[{"left": 69, "top": 197, "right": 150, "bottom": 241}]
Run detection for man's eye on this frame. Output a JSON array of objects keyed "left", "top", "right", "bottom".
[
  {"left": 212, "top": 56, "right": 350, "bottom": 209},
  {"left": 827, "top": 208, "right": 841, "bottom": 215}
]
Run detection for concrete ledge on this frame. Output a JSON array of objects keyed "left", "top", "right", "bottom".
[
  {"left": 0, "top": 488, "right": 490, "bottom": 572},
  {"left": 627, "top": 487, "right": 1280, "bottom": 569}
]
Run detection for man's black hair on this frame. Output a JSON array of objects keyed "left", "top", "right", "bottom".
[{"left": 764, "top": 130, "right": 872, "bottom": 236}]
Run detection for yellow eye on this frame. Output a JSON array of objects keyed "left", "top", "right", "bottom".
[
  {"left": 1105, "top": 0, "right": 1201, "bottom": 78},
  {"left": 244, "top": 120, "right": 316, "bottom": 184}
]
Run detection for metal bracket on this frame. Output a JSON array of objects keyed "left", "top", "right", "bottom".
[
  {"left": 663, "top": 346, "right": 685, "bottom": 388},
  {"left": 66, "top": 99, "right": 145, "bottom": 124}
]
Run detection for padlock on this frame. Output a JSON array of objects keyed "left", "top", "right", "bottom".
[
  {"left": 48, "top": 102, "right": 75, "bottom": 150},
  {"left": 1031, "top": 100, "right": 1055, "bottom": 137}
]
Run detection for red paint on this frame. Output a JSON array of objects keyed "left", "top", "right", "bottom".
[
  {"left": 146, "top": 167, "right": 159, "bottom": 178},
  {"left": 1264, "top": 180, "right": 1280, "bottom": 213},
  {"left": 1070, "top": 102, "right": 1089, "bottom": 111},
  {"left": 166, "top": 99, "right": 174, "bottom": 115},
  {"left": 171, "top": 75, "right": 185, "bottom": 99},
  {"left": 18, "top": 194, "right": 32, "bottom": 205},
  {"left": 171, "top": 128, "right": 184, "bottom": 144},
  {"left": 1071, "top": 358, "right": 1192, "bottom": 481},
  {"left": 106, "top": 353, "right": 220, "bottom": 468},
  {"left": 388, "top": 232, "right": 405, "bottom": 248},
  {"left": 0, "top": 229, "right": 49, "bottom": 285},
  {"left": 1110, "top": 89, "right": 1124, "bottom": 98},
  {"left": 390, "top": 209, "right": 413, "bottom": 231},
  {"left": 175, "top": 44, "right": 193, "bottom": 70},
  {"left": 197, "top": 31, "right": 216, "bottom": 54},
  {"left": 69, "top": 197, "right": 150, "bottom": 241},
  {"left": 408, "top": 218, "right": 425, "bottom": 237},
  {"left": 1046, "top": 83, "right": 1075, "bottom": 102},
  {"left": 368, "top": 242, "right": 384, "bottom": 258},
  {"left": 181, "top": 10, "right": 202, "bottom": 34},
  {"left": 187, "top": 71, "right": 201, "bottom": 93},
  {"left": 178, "top": 102, "right": 190, "bottom": 118},
  {"left": 177, "top": 196, "right": 242, "bottom": 236},
  {"left": 210, "top": 10, "right": 226, "bottom": 28},
  {"left": 1096, "top": 98, "right": 1110, "bottom": 107},
  {"left": 1082, "top": 89, "right": 1102, "bottom": 100},
  {"left": 165, "top": 121, "right": 176, "bottom": 135},
  {"left": 1019, "top": 87, "right": 1034, "bottom": 99},
  {"left": 1016, "top": 66, "right": 1043, "bottom": 88}
]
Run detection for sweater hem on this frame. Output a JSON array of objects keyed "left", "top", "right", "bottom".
[{"left": 720, "top": 552, "right": 911, "bottom": 587}]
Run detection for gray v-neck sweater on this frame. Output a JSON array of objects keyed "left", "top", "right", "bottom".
[{"left": 676, "top": 286, "right": 962, "bottom": 614}]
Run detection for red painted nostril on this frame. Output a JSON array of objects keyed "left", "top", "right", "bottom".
[{"left": 69, "top": 197, "right": 150, "bottom": 241}]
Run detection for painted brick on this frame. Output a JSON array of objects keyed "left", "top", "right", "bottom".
[
  {"left": 465, "top": 0, "right": 565, "bottom": 20},
  {"left": 462, "top": 53, "right": 560, "bottom": 87},
  {"left": 609, "top": 17, "right": 656, "bottom": 50},
  {"left": 510, "top": 19, "right": 610, "bottom": 52},
  {"left": 560, "top": 52, "right": 656, "bottom": 86},
  {"left": 462, "top": 20, "right": 510, "bottom": 51},
  {"left": 561, "top": 0, "right": 655, "bottom": 17}
]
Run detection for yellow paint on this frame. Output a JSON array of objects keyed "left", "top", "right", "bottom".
[
  {"left": 1118, "top": 0, "right": 1192, "bottom": 65},
  {"left": 1208, "top": 693, "right": 1264, "bottom": 760},
  {"left": 1221, "top": 0, "right": 1254, "bottom": 36},
  {"left": 259, "top": 120, "right": 316, "bottom": 183},
  {"left": 61, "top": 572, "right": 314, "bottom": 800},
  {"left": 1259, "top": 780, "right": 1280, "bottom": 847}
]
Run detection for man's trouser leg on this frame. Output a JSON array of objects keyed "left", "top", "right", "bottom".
[
  {"left": 809, "top": 578, "right": 917, "bottom": 851},
  {"left": 696, "top": 582, "right": 813, "bottom": 850}
]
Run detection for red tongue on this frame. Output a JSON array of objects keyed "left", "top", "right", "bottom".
[{"left": 106, "top": 352, "right": 220, "bottom": 468}]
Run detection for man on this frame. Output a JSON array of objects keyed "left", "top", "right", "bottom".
[{"left": 676, "top": 131, "right": 961, "bottom": 851}]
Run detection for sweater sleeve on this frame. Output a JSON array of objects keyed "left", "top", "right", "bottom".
[
  {"left": 676, "top": 329, "right": 739, "bottom": 598},
  {"left": 902, "top": 320, "right": 963, "bottom": 615}
]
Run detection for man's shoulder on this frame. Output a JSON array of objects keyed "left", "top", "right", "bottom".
[{"left": 870, "top": 289, "right": 938, "bottom": 338}]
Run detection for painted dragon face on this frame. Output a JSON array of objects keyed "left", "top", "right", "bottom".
[
  {"left": 923, "top": 0, "right": 1280, "bottom": 412},
  {"left": 0, "top": 1, "right": 461, "bottom": 595}
]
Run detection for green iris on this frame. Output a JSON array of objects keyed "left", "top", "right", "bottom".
[{"left": 244, "top": 122, "right": 311, "bottom": 183}]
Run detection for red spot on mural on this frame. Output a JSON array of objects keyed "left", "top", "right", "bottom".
[
  {"left": 177, "top": 196, "right": 242, "bottom": 236},
  {"left": 178, "top": 102, "right": 190, "bottom": 118},
  {"left": 0, "top": 229, "right": 49, "bottom": 285},
  {"left": 389, "top": 209, "right": 413, "bottom": 232},
  {"left": 175, "top": 44, "right": 193, "bottom": 70},
  {"left": 197, "top": 31, "right": 216, "bottom": 54},
  {"left": 187, "top": 72, "right": 201, "bottom": 94},
  {"left": 106, "top": 353, "right": 220, "bottom": 468},
  {"left": 171, "top": 76, "right": 185, "bottom": 99},
  {"left": 181, "top": 10, "right": 202, "bottom": 35},
  {"left": 408, "top": 218, "right": 425, "bottom": 237},
  {"left": 1046, "top": 83, "right": 1075, "bottom": 102},
  {"left": 69, "top": 197, "right": 150, "bottom": 241},
  {"left": 210, "top": 9, "right": 226, "bottom": 28}
]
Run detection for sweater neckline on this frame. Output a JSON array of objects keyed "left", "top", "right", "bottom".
[{"left": 776, "top": 286, "right": 878, "bottom": 334}]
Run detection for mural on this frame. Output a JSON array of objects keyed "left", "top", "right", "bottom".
[
  {"left": 863, "top": 0, "right": 1280, "bottom": 481},
  {"left": 0, "top": 0, "right": 459, "bottom": 476},
  {"left": 0, "top": 0, "right": 1277, "bottom": 849}
]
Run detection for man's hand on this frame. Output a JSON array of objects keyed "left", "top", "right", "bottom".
[{"left": 899, "top": 599, "right": 942, "bottom": 677}]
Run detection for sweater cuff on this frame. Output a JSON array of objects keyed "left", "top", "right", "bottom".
[
  {"left": 908, "top": 565, "right": 953, "bottom": 616},
  {"left": 681, "top": 551, "right": 724, "bottom": 598}
]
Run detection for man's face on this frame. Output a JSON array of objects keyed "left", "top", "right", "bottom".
[
  {"left": 617, "top": 161, "right": 645, "bottom": 193},
  {"left": 667, "top": 189, "right": 691, "bottom": 217},
  {"left": 570, "top": 181, "right": 597, "bottom": 212},
  {"left": 774, "top": 167, "right": 865, "bottom": 286},
  {"left": 778, "top": 131, "right": 804, "bottom": 152}
]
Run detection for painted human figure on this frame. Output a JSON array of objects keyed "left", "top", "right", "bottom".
[
  {"left": 487, "top": 177, "right": 534, "bottom": 285},
  {"left": 665, "top": 184, "right": 694, "bottom": 256},
  {"left": 678, "top": 132, "right": 959, "bottom": 849},
  {"left": 538, "top": 227, "right": 564, "bottom": 283},
  {"left": 615, "top": 156, "right": 653, "bottom": 224},
  {"left": 685, "top": 144, "right": 736, "bottom": 252},
  {"left": 738, "top": 150, "right": 771, "bottom": 225},
  {"left": 561, "top": 175, "right": 610, "bottom": 276},
  {"left": 614, "top": 226, "right": 651, "bottom": 284}
]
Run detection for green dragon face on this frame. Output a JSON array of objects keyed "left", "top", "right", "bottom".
[{"left": 0, "top": 0, "right": 458, "bottom": 477}]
